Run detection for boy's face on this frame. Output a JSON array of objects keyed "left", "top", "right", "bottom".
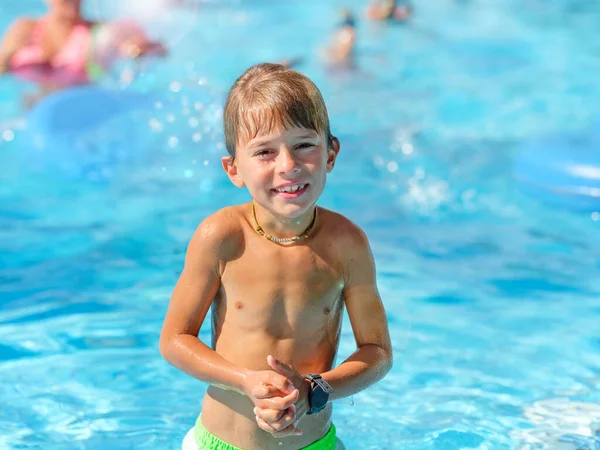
[{"left": 222, "top": 123, "right": 339, "bottom": 219}]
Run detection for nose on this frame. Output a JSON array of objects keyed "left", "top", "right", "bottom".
[{"left": 276, "top": 147, "right": 301, "bottom": 176}]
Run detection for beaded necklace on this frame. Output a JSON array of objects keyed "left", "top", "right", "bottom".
[{"left": 252, "top": 203, "right": 317, "bottom": 243}]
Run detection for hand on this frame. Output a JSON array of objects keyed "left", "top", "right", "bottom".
[
  {"left": 253, "top": 355, "right": 311, "bottom": 438},
  {"left": 242, "top": 368, "right": 299, "bottom": 412}
]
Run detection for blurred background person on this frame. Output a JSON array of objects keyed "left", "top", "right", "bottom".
[
  {"left": 365, "top": 0, "right": 413, "bottom": 21},
  {"left": 0, "top": 0, "right": 165, "bottom": 103},
  {"left": 324, "top": 8, "right": 357, "bottom": 68}
]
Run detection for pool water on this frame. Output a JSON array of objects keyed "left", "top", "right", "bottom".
[{"left": 1, "top": 0, "right": 600, "bottom": 449}]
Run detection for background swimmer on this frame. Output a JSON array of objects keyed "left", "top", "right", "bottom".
[
  {"left": 324, "top": 8, "right": 357, "bottom": 68},
  {"left": 364, "top": 0, "right": 413, "bottom": 22},
  {"left": 0, "top": 0, "right": 165, "bottom": 92}
]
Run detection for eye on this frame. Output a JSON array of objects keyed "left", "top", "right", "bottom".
[
  {"left": 296, "top": 142, "right": 315, "bottom": 150},
  {"left": 254, "top": 149, "right": 274, "bottom": 159}
]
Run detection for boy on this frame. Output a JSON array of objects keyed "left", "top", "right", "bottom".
[{"left": 160, "top": 63, "right": 393, "bottom": 450}]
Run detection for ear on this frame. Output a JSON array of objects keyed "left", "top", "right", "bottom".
[
  {"left": 221, "top": 156, "right": 245, "bottom": 188},
  {"left": 326, "top": 136, "right": 340, "bottom": 172}
]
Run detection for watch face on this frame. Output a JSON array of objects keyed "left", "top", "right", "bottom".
[{"left": 312, "top": 385, "right": 329, "bottom": 411}]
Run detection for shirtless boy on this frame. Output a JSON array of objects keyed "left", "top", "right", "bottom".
[{"left": 160, "top": 62, "right": 393, "bottom": 450}]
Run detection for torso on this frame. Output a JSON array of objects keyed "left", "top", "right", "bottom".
[{"left": 201, "top": 204, "right": 349, "bottom": 450}]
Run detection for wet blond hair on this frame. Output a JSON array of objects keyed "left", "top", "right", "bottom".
[{"left": 223, "top": 63, "right": 333, "bottom": 158}]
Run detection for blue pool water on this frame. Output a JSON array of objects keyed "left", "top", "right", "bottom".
[{"left": 1, "top": 0, "right": 600, "bottom": 449}]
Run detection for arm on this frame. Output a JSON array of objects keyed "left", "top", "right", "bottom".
[
  {"left": 121, "top": 37, "right": 167, "bottom": 58},
  {"left": 159, "top": 214, "right": 246, "bottom": 392},
  {"left": 0, "top": 18, "right": 35, "bottom": 74},
  {"left": 335, "top": 28, "right": 356, "bottom": 62},
  {"left": 320, "top": 227, "right": 393, "bottom": 401},
  {"left": 159, "top": 212, "right": 297, "bottom": 403},
  {"left": 115, "top": 24, "right": 167, "bottom": 59}
]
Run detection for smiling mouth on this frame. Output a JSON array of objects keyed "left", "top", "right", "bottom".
[{"left": 273, "top": 183, "right": 309, "bottom": 194}]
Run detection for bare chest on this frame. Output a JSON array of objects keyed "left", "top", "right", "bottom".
[{"left": 220, "top": 242, "right": 344, "bottom": 314}]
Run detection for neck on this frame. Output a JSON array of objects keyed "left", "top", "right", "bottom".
[
  {"left": 252, "top": 203, "right": 317, "bottom": 240},
  {"left": 48, "top": 13, "right": 83, "bottom": 26}
]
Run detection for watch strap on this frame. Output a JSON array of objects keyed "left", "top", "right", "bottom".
[
  {"left": 305, "top": 374, "right": 334, "bottom": 393},
  {"left": 303, "top": 374, "right": 334, "bottom": 415}
]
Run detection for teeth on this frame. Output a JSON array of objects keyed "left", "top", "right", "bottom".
[{"left": 277, "top": 184, "right": 305, "bottom": 193}]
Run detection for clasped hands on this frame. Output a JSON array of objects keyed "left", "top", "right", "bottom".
[{"left": 243, "top": 355, "right": 311, "bottom": 438}]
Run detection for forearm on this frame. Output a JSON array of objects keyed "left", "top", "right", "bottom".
[
  {"left": 321, "top": 343, "right": 392, "bottom": 401},
  {"left": 160, "top": 334, "right": 247, "bottom": 394}
]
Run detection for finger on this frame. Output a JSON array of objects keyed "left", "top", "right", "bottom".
[
  {"left": 269, "top": 423, "right": 302, "bottom": 438},
  {"left": 265, "top": 371, "right": 295, "bottom": 394},
  {"left": 253, "top": 406, "right": 287, "bottom": 423},
  {"left": 256, "top": 405, "right": 295, "bottom": 426},
  {"left": 267, "top": 355, "right": 295, "bottom": 378},
  {"left": 251, "top": 384, "right": 282, "bottom": 399},
  {"left": 256, "top": 416, "right": 302, "bottom": 439},
  {"left": 270, "top": 406, "right": 296, "bottom": 431},
  {"left": 256, "top": 416, "right": 277, "bottom": 433},
  {"left": 258, "top": 388, "right": 299, "bottom": 410}
]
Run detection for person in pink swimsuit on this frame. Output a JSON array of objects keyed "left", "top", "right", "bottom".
[{"left": 0, "top": 0, "right": 165, "bottom": 92}]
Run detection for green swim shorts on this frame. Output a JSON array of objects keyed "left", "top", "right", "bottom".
[{"left": 193, "top": 414, "right": 338, "bottom": 450}]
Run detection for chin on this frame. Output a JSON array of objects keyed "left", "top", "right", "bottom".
[{"left": 277, "top": 201, "right": 315, "bottom": 219}]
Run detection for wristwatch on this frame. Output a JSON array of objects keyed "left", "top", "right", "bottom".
[{"left": 303, "top": 374, "right": 334, "bottom": 415}]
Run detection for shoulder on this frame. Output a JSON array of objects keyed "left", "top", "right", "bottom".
[
  {"left": 5, "top": 17, "right": 36, "bottom": 37},
  {"left": 12, "top": 17, "right": 37, "bottom": 28},
  {"left": 318, "top": 207, "right": 371, "bottom": 252},
  {"left": 187, "top": 206, "right": 246, "bottom": 261},
  {"left": 318, "top": 208, "right": 376, "bottom": 284}
]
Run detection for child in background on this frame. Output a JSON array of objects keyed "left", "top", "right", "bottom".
[
  {"left": 325, "top": 9, "right": 357, "bottom": 67},
  {"left": 365, "top": 0, "right": 413, "bottom": 21}
]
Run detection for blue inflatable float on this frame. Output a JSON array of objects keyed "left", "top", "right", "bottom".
[
  {"left": 515, "top": 132, "right": 600, "bottom": 211},
  {"left": 24, "top": 85, "right": 154, "bottom": 180},
  {"left": 28, "top": 85, "right": 152, "bottom": 134},
  {"left": 22, "top": 83, "right": 223, "bottom": 182}
]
